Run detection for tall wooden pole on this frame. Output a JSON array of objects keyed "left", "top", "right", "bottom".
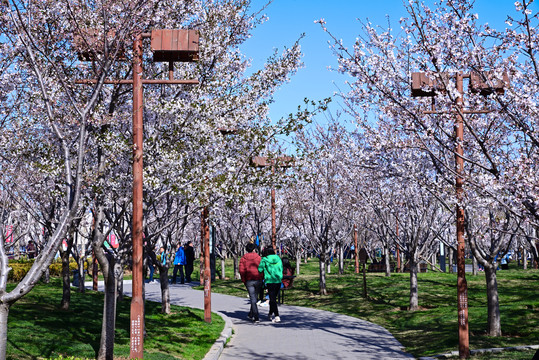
[
  {"left": 130, "top": 32, "right": 144, "bottom": 359},
  {"left": 200, "top": 230, "right": 205, "bottom": 284},
  {"left": 455, "top": 72, "right": 469, "bottom": 359},
  {"left": 202, "top": 207, "right": 212, "bottom": 323},
  {"left": 271, "top": 166, "right": 276, "bottom": 252}
]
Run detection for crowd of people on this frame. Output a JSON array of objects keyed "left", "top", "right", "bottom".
[
  {"left": 144, "top": 241, "right": 195, "bottom": 284},
  {"left": 144, "top": 239, "right": 294, "bottom": 324}
]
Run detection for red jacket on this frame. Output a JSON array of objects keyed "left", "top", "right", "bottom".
[{"left": 239, "top": 252, "right": 263, "bottom": 283}]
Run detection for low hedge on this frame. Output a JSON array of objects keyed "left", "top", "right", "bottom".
[{"left": 8, "top": 258, "right": 90, "bottom": 282}]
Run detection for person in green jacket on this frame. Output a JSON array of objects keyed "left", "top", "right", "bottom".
[{"left": 258, "top": 247, "right": 283, "bottom": 322}]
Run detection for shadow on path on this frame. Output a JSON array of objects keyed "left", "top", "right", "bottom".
[{"left": 122, "top": 281, "right": 414, "bottom": 360}]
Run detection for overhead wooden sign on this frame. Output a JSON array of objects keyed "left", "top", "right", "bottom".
[{"left": 151, "top": 29, "right": 199, "bottom": 62}]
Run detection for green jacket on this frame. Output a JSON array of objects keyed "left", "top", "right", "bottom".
[{"left": 258, "top": 254, "right": 283, "bottom": 284}]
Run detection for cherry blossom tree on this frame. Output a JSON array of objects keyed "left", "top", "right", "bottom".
[
  {"left": 289, "top": 121, "right": 353, "bottom": 295},
  {"left": 465, "top": 201, "right": 521, "bottom": 336},
  {"left": 320, "top": 0, "right": 538, "bottom": 329},
  {"left": 0, "top": 0, "right": 111, "bottom": 356},
  {"left": 0, "top": 0, "right": 312, "bottom": 358}
]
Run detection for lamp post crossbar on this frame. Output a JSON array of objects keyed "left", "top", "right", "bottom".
[
  {"left": 422, "top": 109, "right": 493, "bottom": 115},
  {"left": 75, "top": 79, "right": 199, "bottom": 85}
]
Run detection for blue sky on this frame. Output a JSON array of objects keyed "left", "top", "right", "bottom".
[{"left": 240, "top": 0, "right": 536, "bottom": 125}]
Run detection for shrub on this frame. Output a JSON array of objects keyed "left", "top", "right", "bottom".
[
  {"left": 8, "top": 263, "right": 33, "bottom": 282},
  {"left": 8, "top": 257, "right": 88, "bottom": 282}
]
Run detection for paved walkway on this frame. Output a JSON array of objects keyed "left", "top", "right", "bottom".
[{"left": 113, "top": 280, "right": 414, "bottom": 360}]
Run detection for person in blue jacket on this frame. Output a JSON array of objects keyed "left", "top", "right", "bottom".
[{"left": 172, "top": 244, "right": 186, "bottom": 284}]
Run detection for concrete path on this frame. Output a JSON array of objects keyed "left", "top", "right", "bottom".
[{"left": 114, "top": 280, "right": 414, "bottom": 360}]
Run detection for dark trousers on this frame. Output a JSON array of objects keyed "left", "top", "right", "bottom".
[
  {"left": 245, "top": 280, "right": 263, "bottom": 321},
  {"left": 259, "top": 282, "right": 265, "bottom": 302},
  {"left": 172, "top": 265, "right": 185, "bottom": 284},
  {"left": 185, "top": 262, "right": 194, "bottom": 282},
  {"left": 267, "top": 283, "right": 281, "bottom": 317}
]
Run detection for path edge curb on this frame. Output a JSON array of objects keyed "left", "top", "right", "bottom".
[
  {"left": 418, "top": 344, "right": 539, "bottom": 359},
  {"left": 202, "top": 311, "right": 234, "bottom": 360}
]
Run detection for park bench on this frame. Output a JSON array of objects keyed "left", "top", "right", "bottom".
[
  {"left": 368, "top": 263, "right": 385, "bottom": 272},
  {"left": 403, "top": 261, "right": 428, "bottom": 273},
  {"left": 367, "top": 262, "right": 396, "bottom": 272}
]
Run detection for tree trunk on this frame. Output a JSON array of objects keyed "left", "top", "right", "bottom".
[
  {"left": 448, "top": 247, "right": 454, "bottom": 274},
  {"left": 319, "top": 253, "right": 327, "bottom": 295},
  {"left": 338, "top": 244, "right": 344, "bottom": 275},
  {"left": 220, "top": 257, "right": 225, "bottom": 279},
  {"left": 77, "top": 255, "right": 86, "bottom": 293},
  {"left": 93, "top": 255, "right": 99, "bottom": 291},
  {"left": 384, "top": 245, "right": 391, "bottom": 277},
  {"left": 117, "top": 270, "right": 124, "bottom": 302},
  {"left": 233, "top": 253, "right": 240, "bottom": 280},
  {"left": 472, "top": 256, "right": 478, "bottom": 276},
  {"left": 43, "top": 267, "right": 50, "bottom": 284},
  {"left": 409, "top": 257, "right": 419, "bottom": 311},
  {"left": 296, "top": 249, "right": 301, "bottom": 275},
  {"left": 60, "top": 247, "right": 71, "bottom": 310},
  {"left": 160, "top": 266, "right": 171, "bottom": 314},
  {"left": 97, "top": 260, "right": 118, "bottom": 360},
  {"left": 0, "top": 303, "right": 10, "bottom": 359},
  {"left": 523, "top": 248, "right": 528, "bottom": 270},
  {"left": 484, "top": 265, "right": 502, "bottom": 336}
]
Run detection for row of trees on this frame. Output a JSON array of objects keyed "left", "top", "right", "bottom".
[
  {"left": 0, "top": 0, "right": 318, "bottom": 358},
  {"left": 314, "top": 0, "right": 539, "bottom": 339},
  {"left": 1, "top": 0, "right": 538, "bottom": 358}
]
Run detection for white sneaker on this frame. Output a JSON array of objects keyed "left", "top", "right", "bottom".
[{"left": 273, "top": 316, "right": 281, "bottom": 323}]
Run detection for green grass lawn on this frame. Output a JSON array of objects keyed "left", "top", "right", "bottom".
[
  {"left": 208, "top": 257, "right": 539, "bottom": 358},
  {"left": 7, "top": 278, "right": 224, "bottom": 360}
]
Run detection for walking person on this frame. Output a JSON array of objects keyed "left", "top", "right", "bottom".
[
  {"left": 184, "top": 241, "right": 195, "bottom": 283},
  {"left": 239, "top": 242, "right": 264, "bottom": 323},
  {"left": 172, "top": 244, "right": 186, "bottom": 284},
  {"left": 258, "top": 247, "right": 283, "bottom": 322}
]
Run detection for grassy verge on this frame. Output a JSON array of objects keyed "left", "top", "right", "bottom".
[
  {"left": 207, "top": 258, "right": 539, "bottom": 358},
  {"left": 7, "top": 278, "right": 224, "bottom": 360}
]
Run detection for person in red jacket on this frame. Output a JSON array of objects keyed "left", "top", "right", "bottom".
[{"left": 239, "top": 242, "right": 264, "bottom": 323}]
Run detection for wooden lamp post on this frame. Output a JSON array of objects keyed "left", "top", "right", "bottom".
[
  {"left": 75, "top": 28, "right": 199, "bottom": 359},
  {"left": 250, "top": 156, "right": 294, "bottom": 252},
  {"left": 411, "top": 70, "right": 508, "bottom": 359}
]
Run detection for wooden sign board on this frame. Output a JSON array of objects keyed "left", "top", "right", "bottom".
[{"left": 151, "top": 29, "right": 199, "bottom": 62}]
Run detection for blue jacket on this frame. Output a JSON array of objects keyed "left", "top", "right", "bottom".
[{"left": 173, "top": 247, "right": 186, "bottom": 265}]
